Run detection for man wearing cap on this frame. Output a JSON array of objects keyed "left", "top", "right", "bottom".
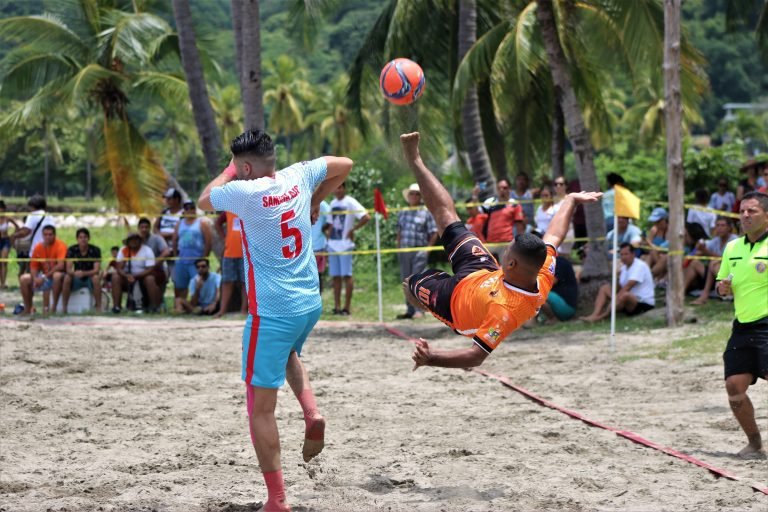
[
  {"left": 155, "top": 188, "right": 183, "bottom": 244},
  {"left": 715, "top": 191, "right": 768, "bottom": 459},
  {"left": 172, "top": 200, "right": 212, "bottom": 302},
  {"left": 396, "top": 184, "right": 437, "bottom": 319},
  {"left": 471, "top": 178, "right": 526, "bottom": 263},
  {"left": 641, "top": 206, "right": 669, "bottom": 280},
  {"left": 111, "top": 232, "right": 161, "bottom": 313}
]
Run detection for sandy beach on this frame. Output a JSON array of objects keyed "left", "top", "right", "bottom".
[{"left": 1, "top": 314, "right": 766, "bottom": 511}]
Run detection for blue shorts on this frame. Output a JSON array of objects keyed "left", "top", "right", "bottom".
[
  {"left": 173, "top": 260, "right": 197, "bottom": 289},
  {"left": 242, "top": 307, "right": 322, "bottom": 388},
  {"left": 0, "top": 238, "right": 10, "bottom": 251},
  {"left": 72, "top": 276, "right": 94, "bottom": 291},
  {"left": 328, "top": 254, "right": 353, "bottom": 277},
  {"left": 34, "top": 274, "right": 54, "bottom": 292},
  {"left": 546, "top": 291, "right": 576, "bottom": 321},
  {"left": 222, "top": 257, "right": 244, "bottom": 283}
]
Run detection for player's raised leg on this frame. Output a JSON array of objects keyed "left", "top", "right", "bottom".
[
  {"left": 285, "top": 352, "right": 325, "bottom": 462},
  {"left": 400, "top": 132, "right": 460, "bottom": 236}
]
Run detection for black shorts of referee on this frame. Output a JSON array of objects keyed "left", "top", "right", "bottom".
[{"left": 723, "top": 316, "right": 768, "bottom": 385}]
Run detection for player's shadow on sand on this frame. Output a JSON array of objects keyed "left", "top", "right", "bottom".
[{"left": 687, "top": 449, "right": 745, "bottom": 460}]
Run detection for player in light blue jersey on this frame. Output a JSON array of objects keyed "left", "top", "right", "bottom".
[{"left": 199, "top": 130, "right": 353, "bottom": 512}]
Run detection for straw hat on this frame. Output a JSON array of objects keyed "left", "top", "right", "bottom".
[{"left": 402, "top": 183, "right": 421, "bottom": 201}]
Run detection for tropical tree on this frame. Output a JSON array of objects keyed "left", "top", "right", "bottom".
[
  {"left": 263, "top": 55, "right": 313, "bottom": 157},
  {"left": 171, "top": 0, "right": 223, "bottom": 177},
  {"left": 237, "top": 0, "right": 265, "bottom": 130},
  {"left": 210, "top": 83, "right": 245, "bottom": 150},
  {"left": 0, "top": 0, "right": 188, "bottom": 213}
]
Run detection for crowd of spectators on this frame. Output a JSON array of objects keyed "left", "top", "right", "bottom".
[{"left": 1, "top": 158, "right": 765, "bottom": 320}]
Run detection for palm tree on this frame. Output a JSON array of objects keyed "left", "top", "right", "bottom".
[
  {"left": 238, "top": 0, "right": 265, "bottom": 130},
  {"left": 210, "top": 84, "right": 245, "bottom": 150},
  {"left": 263, "top": 55, "right": 313, "bottom": 158},
  {"left": 171, "top": 0, "right": 223, "bottom": 177},
  {"left": 0, "top": 0, "right": 185, "bottom": 213}
]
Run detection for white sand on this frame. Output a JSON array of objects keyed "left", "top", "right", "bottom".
[{"left": 1, "top": 315, "right": 766, "bottom": 511}]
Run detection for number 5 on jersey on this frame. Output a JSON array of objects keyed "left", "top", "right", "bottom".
[{"left": 281, "top": 209, "right": 303, "bottom": 259}]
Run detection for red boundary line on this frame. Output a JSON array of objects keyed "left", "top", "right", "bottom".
[{"left": 383, "top": 325, "right": 768, "bottom": 496}]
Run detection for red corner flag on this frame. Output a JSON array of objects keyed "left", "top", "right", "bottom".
[{"left": 373, "top": 188, "right": 388, "bottom": 219}]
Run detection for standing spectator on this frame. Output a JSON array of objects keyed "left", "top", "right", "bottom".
[
  {"left": 641, "top": 207, "right": 670, "bottom": 280},
  {"left": 19, "top": 225, "right": 66, "bottom": 315},
  {"left": 602, "top": 172, "right": 625, "bottom": 232},
  {"left": 553, "top": 176, "right": 575, "bottom": 258},
  {"left": 61, "top": 228, "right": 102, "bottom": 314},
  {"left": 0, "top": 200, "right": 20, "bottom": 290},
  {"left": 510, "top": 172, "right": 534, "bottom": 227},
  {"left": 175, "top": 258, "right": 221, "bottom": 315},
  {"left": 138, "top": 216, "right": 170, "bottom": 295},
  {"left": 327, "top": 182, "right": 370, "bottom": 315},
  {"left": 155, "top": 187, "right": 183, "bottom": 244},
  {"left": 709, "top": 177, "right": 736, "bottom": 213},
  {"left": 10, "top": 194, "right": 55, "bottom": 276},
  {"left": 566, "top": 178, "right": 588, "bottom": 254},
  {"left": 580, "top": 242, "right": 655, "bottom": 322},
  {"left": 534, "top": 184, "right": 556, "bottom": 234},
  {"left": 396, "top": 184, "right": 438, "bottom": 319},
  {"left": 687, "top": 188, "right": 717, "bottom": 237},
  {"left": 473, "top": 178, "right": 526, "bottom": 262},
  {"left": 310, "top": 200, "right": 331, "bottom": 294},
  {"left": 111, "top": 232, "right": 161, "bottom": 313},
  {"left": 464, "top": 196, "right": 488, "bottom": 243},
  {"left": 215, "top": 211, "right": 247, "bottom": 317},
  {"left": 736, "top": 160, "right": 762, "bottom": 205},
  {"left": 715, "top": 191, "right": 768, "bottom": 459},
  {"left": 681, "top": 222, "right": 710, "bottom": 294},
  {"left": 606, "top": 216, "right": 643, "bottom": 252},
  {"left": 758, "top": 164, "right": 768, "bottom": 193},
  {"left": 691, "top": 216, "right": 738, "bottom": 305},
  {"left": 172, "top": 200, "right": 212, "bottom": 301}
]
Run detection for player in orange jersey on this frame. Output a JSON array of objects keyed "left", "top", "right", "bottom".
[{"left": 399, "top": 132, "right": 602, "bottom": 369}]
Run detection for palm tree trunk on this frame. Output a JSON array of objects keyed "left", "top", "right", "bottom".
[
  {"left": 43, "top": 120, "right": 49, "bottom": 198},
  {"left": 458, "top": 0, "right": 495, "bottom": 200},
  {"left": 171, "top": 0, "right": 223, "bottom": 178},
  {"left": 231, "top": 0, "right": 243, "bottom": 80},
  {"left": 240, "top": 0, "right": 264, "bottom": 130},
  {"left": 551, "top": 97, "right": 565, "bottom": 179},
  {"left": 535, "top": 0, "right": 608, "bottom": 284},
  {"left": 664, "top": 0, "right": 685, "bottom": 326}
]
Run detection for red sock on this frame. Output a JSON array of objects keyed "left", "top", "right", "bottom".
[
  {"left": 263, "top": 470, "right": 289, "bottom": 511},
  {"left": 297, "top": 389, "right": 319, "bottom": 420}
]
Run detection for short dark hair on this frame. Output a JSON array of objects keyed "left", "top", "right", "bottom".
[
  {"left": 195, "top": 258, "right": 209, "bottom": 267},
  {"left": 511, "top": 233, "right": 547, "bottom": 268},
  {"left": 715, "top": 216, "right": 733, "bottom": 227},
  {"left": 694, "top": 188, "right": 709, "bottom": 203},
  {"left": 76, "top": 227, "right": 90, "bottom": 239},
  {"left": 28, "top": 194, "right": 46, "bottom": 210},
  {"left": 138, "top": 217, "right": 151, "bottom": 227},
  {"left": 619, "top": 242, "right": 633, "bottom": 252},
  {"left": 606, "top": 173, "right": 625, "bottom": 187},
  {"left": 230, "top": 130, "right": 275, "bottom": 158},
  {"left": 497, "top": 177, "right": 511, "bottom": 188},
  {"left": 685, "top": 222, "right": 708, "bottom": 242},
  {"left": 42, "top": 225, "right": 56, "bottom": 235},
  {"left": 110, "top": 246, "right": 120, "bottom": 252},
  {"left": 741, "top": 191, "right": 768, "bottom": 212},
  {"left": 0, "top": 199, "right": 5, "bottom": 210}
]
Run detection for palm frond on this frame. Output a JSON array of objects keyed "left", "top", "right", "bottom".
[
  {"left": 100, "top": 10, "right": 174, "bottom": 67},
  {"left": 0, "top": 83, "right": 66, "bottom": 135},
  {"left": 0, "top": 51, "right": 76, "bottom": 101},
  {"left": 133, "top": 71, "right": 190, "bottom": 107},
  {"left": 58, "top": 63, "right": 124, "bottom": 109},
  {"left": 0, "top": 14, "right": 90, "bottom": 62},
  {"left": 287, "top": 0, "right": 341, "bottom": 49}
]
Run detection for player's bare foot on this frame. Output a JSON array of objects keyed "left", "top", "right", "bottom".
[
  {"left": 262, "top": 498, "right": 291, "bottom": 512},
  {"left": 302, "top": 414, "right": 325, "bottom": 462},
  {"left": 737, "top": 442, "right": 767, "bottom": 459},
  {"left": 402, "top": 279, "right": 426, "bottom": 313}
]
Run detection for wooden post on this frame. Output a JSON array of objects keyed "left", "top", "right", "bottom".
[{"left": 664, "top": 0, "right": 685, "bottom": 326}]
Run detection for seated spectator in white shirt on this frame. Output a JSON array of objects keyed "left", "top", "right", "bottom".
[
  {"left": 111, "top": 232, "right": 161, "bottom": 313},
  {"left": 691, "top": 216, "right": 738, "bottom": 305},
  {"left": 687, "top": 188, "right": 717, "bottom": 237},
  {"left": 175, "top": 258, "right": 221, "bottom": 315},
  {"left": 580, "top": 243, "right": 655, "bottom": 322}
]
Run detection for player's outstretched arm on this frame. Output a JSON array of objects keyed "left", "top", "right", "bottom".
[
  {"left": 542, "top": 191, "right": 602, "bottom": 248},
  {"left": 311, "top": 156, "right": 354, "bottom": 210},
  {"left": 412, "top": 339, "right": 488, "bottom": 370}
]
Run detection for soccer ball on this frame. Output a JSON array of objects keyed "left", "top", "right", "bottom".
[{"left": 379, "top": 58, "right": 426, "bottom": 106}]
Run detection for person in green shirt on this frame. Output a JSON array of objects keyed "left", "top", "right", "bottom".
[{"left": 716, "top": 191, "right": 768, "bottom": 459}]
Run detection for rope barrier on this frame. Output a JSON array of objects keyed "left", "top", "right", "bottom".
[{"left": 382, "top": 325, "right": 768, "bottom": 496}]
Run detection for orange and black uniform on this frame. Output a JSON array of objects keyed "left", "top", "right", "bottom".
[{"left": 408, "top": 222, "right": 556, "bottom": 353}]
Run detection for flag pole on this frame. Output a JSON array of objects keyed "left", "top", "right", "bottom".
[
  {"left": 610, "top": 212, "right": 619, "bottom": 351},
  {"left": 375, "top": 212, "right": 383, "bottom": 323}
]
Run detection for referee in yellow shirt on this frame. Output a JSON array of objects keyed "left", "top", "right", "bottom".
[{"left": 716, "top": 191, "right": 768, "bottom": 459}]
